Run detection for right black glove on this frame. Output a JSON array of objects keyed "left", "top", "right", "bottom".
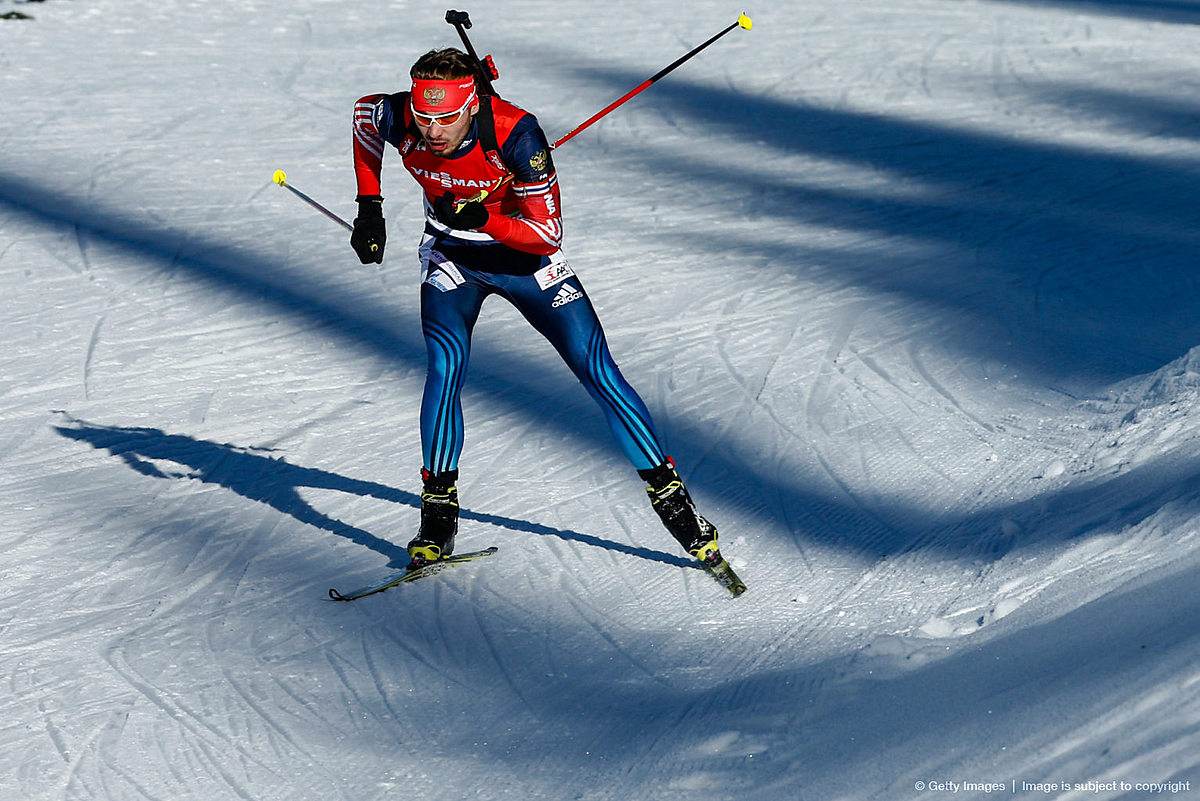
[
  {"left": 433, "top": 191, "right": 489, "bottom": 231},
  {"left": 351, "top": 195, "right": 385, "bottom": 264}
]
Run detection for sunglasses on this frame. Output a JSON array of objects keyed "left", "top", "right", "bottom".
[{"left": 411, "top": 97, "right": 475, "bottom": 128}]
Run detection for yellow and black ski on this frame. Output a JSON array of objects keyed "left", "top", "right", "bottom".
[
  {"left": 328, "top": 547, "right": 498, "bottom": 601},
  {"left": 703, "top": 555, "right": 747, "bottom": 597}
]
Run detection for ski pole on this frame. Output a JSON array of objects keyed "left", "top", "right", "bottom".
[
  {"left": 455, "top": 13, "right": 752, "bottom": 210},
  {"left": 554, "top": 13, "right": 752, "bottom": 148},
  {"left": 272, "top": 169, "right": 353, "bottom": 232}
]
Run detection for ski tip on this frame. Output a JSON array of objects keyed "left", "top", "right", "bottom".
[
  {"left": 738, "top": 13, "right": 752, "bottom": 31},
  {"left": 272, "top": 169, "right": 288, "bottom": 186},
  {"left": 328, "top": 588, "right": 348, "bottom": 601}
]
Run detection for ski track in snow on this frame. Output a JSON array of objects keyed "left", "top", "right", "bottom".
[{"left": 4, "top": 1, "right": 1200, "bottom": 799}]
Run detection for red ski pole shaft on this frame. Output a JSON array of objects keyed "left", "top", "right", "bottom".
[
  {"left": 553, "top": 13, "right": 752, "bottom": 148},
  {"left": 455, "top": 13, "right": 752, "bottom": 210}
]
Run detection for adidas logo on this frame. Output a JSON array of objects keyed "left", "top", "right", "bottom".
[{"left": 551, "top": 282, "right": 583, "bottom": 308}]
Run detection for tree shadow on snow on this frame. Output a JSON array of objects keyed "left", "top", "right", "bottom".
[
  {"left": 53, "top": 416, "right": 691, "bottom": 569},
  {"left": 552, "top": 59, "right": 1200, "bottom": 388},
  {"left": 10, "top": 45, "right": 1200, "bottom": 565},
  {"left": 979, "top": 0, "right": 1200, "bottom": 26}
]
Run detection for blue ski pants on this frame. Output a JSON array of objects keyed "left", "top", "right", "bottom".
[{"left": 417, "top": 242, "right": 666, "bottom": 476}]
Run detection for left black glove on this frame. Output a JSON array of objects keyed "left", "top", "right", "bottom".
[{"left": 433, "top": 191, "right": 489, "bottom": 231}]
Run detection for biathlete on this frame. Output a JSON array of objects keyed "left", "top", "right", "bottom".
[{"left": 350, "top": 47, "right": 726, "bottom": 572}]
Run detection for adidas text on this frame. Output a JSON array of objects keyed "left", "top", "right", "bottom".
[{"left": 552, "top": 283, "right": 583, "bottom": 308}]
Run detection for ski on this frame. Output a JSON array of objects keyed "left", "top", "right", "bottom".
[
  {"left": 703, "top": 555, "right": 747, "bottom": 597},
  {"left": 327, "top": 547, "right": 498, "bottom": 601}
]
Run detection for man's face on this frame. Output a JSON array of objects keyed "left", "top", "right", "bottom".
[{"left": 416, "top": 103, "right": 479, "bottom": 157}]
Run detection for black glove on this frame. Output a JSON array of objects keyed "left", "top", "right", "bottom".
[
  {"left": 433, "top": 191, "right": 488, "bottom": 231},
  {"left": 351, "top": 195, "right": 386, "bottom": 264}
]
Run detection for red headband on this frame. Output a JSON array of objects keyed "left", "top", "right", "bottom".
[{"left": 410, "top": 78, "right": 478, "bottom": 114}]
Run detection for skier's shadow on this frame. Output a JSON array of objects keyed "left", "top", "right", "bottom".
[{"left": 53, "top": 417, "right": 691, "bottom": 569}]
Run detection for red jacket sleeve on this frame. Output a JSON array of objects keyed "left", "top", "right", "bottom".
[
  {"left": 353, "top": 94, "right": 387, "bottom": 197},
  {"left": 477, "top": 176, "right": 563, "bottom": 255}
]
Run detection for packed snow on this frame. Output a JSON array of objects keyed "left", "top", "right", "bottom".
[{"left": 3, "top": 0, "right": 1200, "bottom": 799}]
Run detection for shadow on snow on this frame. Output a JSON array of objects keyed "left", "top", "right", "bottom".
[
  {"left": 4, "top": 49, "right": 1200, "bottom": 563},
  {"left": 548, "top": 60, "right": 1200, "bottom": 388},
  {"left": 52, "top": 416, "right": 693, "bottom": 569},
  {"left": 979, "top": 0, "right": 1200, "bottom": 25},
  {"left": 13, "top": 27, "right": 1200, "bottom": 796}
]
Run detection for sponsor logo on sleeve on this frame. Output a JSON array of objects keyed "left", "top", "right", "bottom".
[{"left": 486, "top": 151, "right": 507, "bottom": 171}]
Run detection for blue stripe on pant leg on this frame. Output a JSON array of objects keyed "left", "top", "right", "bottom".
[
  {"left": 421, "top": 317, "right": 468, "bottom": 474},
  {"left": 583, "top": 323, "right": 666, "bottom": 471},
  {"left": 492, "top": 268, "right": 667, "bottom": 472}
]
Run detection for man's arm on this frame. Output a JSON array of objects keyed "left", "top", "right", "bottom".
[
  {"left": 353, "top": 93, "right": 390, "bottom": 197},
  {"left": 476, "top": 116, "right": 563, "bottom": 255},
  {"left": 351, "top": 94, "right": 390, "bottom": 263}
]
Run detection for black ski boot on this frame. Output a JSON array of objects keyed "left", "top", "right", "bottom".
[
  {"left": 638, "top": 459, "right": 721, "bottom": 564},
  {"left": 407, "top": 468, "right": 459, "bottom": 569}
]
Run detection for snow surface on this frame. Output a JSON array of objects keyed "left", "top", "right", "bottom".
[{"left": 4, "top": 0, "right": 1200, "bottom": 799}]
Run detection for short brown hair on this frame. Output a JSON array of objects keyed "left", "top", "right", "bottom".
[{"left": 411, "top": 48, "right": 481, "bottom": 85}]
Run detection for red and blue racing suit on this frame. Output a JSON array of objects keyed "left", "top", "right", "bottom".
[{"left": 353, "top": 91, "right": 667, "bottom": 475}]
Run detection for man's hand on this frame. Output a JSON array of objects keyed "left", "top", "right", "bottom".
[
  {"left": 434, "top": 191, "right": 488, "bottom": 230},
  {"left": 351, "top": 195, "right": 386, "bottom": 264}
]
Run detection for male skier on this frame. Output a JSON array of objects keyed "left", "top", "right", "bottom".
[{"left": 350, "top": 48, "right": 725, "bottom": 573}]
